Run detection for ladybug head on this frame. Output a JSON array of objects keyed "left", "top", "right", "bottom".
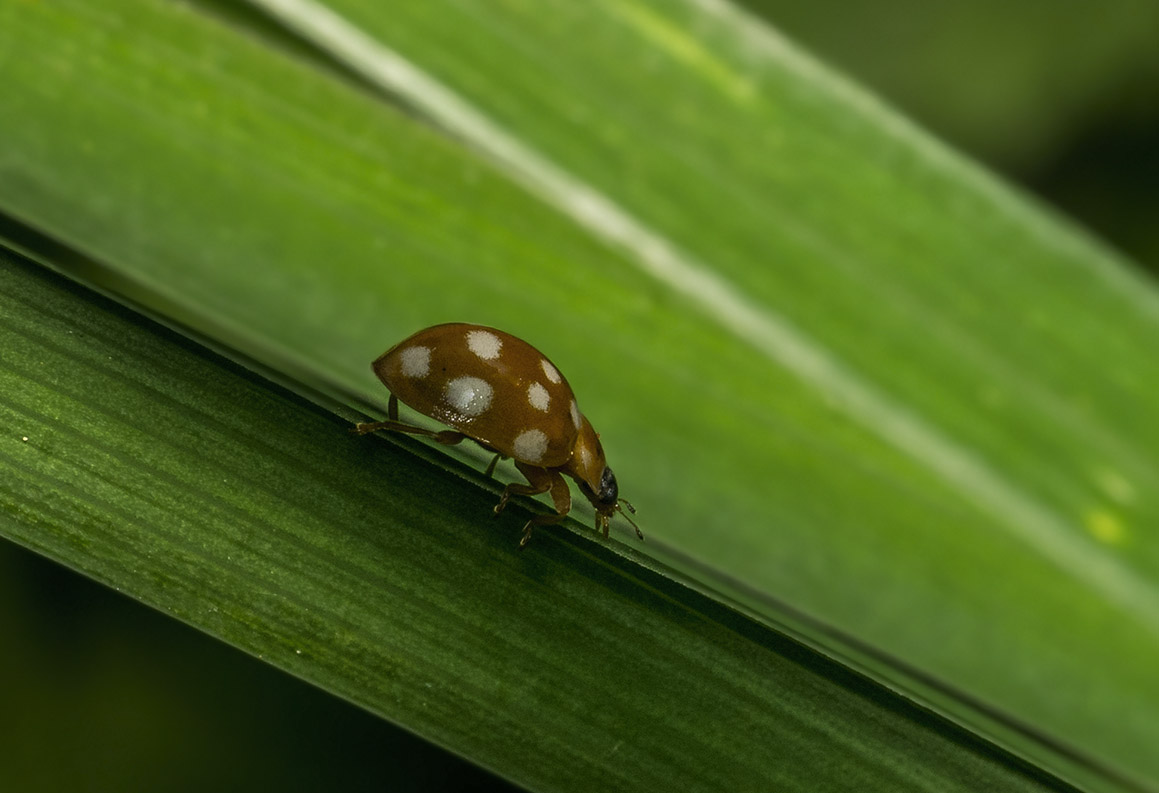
[
  {"left": 568, "top": 415, "right": 643, "bottom": 542},
  {"left": 595, "top": 465, "right": 618, "bottom": 505}
]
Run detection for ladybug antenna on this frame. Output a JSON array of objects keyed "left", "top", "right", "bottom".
[{"left": 616, "top": 499, "right": 644, "bottom": 541}]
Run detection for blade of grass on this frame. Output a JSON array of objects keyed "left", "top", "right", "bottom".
[{"left": 1, "top": 248, "right": 1089, "bottom": 792}]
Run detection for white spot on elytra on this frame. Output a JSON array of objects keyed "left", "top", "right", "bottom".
[
  {"left": 467, "top": 329, "right": 502, "bottom": 360},
  {"left": 569, "top": 400, "right": 581, "bottom": 429},
  {"left": 399, "top": 346, "right": 430, "bottom": 377},
  {"left": 513, "top": 429, "right": 548, "bottom": 462},
  {"left": 444, "top": 376, "right": 493, "bottom": 417},
  {"left": 541, "top": 359, "right": 561, "bottom": 383},
  {"left": 528, "top": 382, "right": 550, "bottom": 412}
]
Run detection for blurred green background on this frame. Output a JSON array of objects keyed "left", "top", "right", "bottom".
[
  {"left": 744, "top": 0, "right": 1159, "bottom": 275},
  {"left": 3, "top": 1, "right": 1157, "bottom": 790}
]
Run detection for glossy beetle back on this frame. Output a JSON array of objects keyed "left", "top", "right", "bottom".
[{"left": 374, "top": 323, "right": 582, "bottom": 468}]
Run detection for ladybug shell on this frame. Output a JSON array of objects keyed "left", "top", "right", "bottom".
[{"left": 373, "top": 324, "right": 584, "bottom": 468}]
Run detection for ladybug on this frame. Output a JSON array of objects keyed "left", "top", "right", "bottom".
[{"left": 354, "top": 323, "right": 643, "bottom": 547}]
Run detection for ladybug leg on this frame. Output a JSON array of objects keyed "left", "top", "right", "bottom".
[
  {"left": 352, "top": 418, "right": 468, "bottom": 447},
  {"left": 355, "top": 394, "right": 467, "bottom": 445},
  {"left": 492, "top": 463, "right": 572, "bottom": 548},
  {"left": 482, "top": 452, "right": 506, "bottom": 479},
  {"left": 493, "top": 463, "right": 553, "bottom": 515},
  {"left": 518, "top": 473, "right": 571, "bottom": 548}
]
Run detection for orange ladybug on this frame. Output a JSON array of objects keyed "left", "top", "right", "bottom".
[{"left": 355, "top": 323, "right": 642, "bottom": 547}]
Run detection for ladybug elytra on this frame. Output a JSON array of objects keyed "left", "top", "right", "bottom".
[{"left": 355, "top": 323, "right": 642, "bottom": 547}]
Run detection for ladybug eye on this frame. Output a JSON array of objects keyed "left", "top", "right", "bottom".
[{"left": 597, "top": 466, "right": 618, "bottom": 505}]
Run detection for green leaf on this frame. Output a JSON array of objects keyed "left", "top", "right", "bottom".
[
  {"left": 1, "top": 250, "right": 1078, "bottom": 791},
  {"left": 2, "top": 0, "right": 1157, "bottom": 790}
]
